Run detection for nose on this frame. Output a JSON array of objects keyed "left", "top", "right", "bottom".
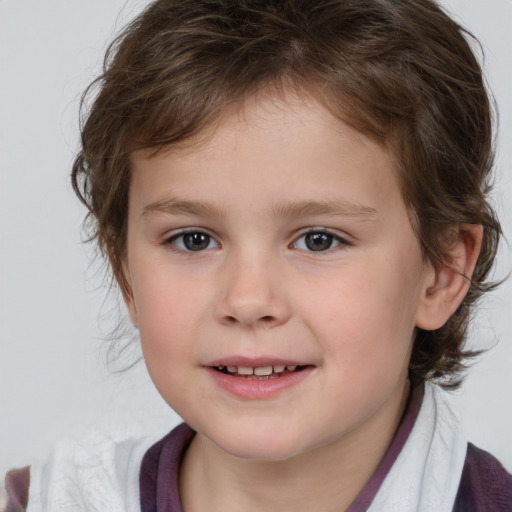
[{"left": 215, "top": 252, "right": 292, "bottom": 329}]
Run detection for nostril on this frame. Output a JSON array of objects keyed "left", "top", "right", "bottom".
[{"left": 223, "top": 314, "right": 275, "bottom": 325}]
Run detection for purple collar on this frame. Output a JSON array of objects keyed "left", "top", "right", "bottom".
[{"left": 140, "top": 385, "right": 424, "bottom": 512}]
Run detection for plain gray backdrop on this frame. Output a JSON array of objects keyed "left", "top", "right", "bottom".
[{"left": 1, "top": 0, "right": 511, "bottom": 474}]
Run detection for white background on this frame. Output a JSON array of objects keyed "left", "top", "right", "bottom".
[{"left": 1, "top": 0, "right": 511, "bottom": 475}]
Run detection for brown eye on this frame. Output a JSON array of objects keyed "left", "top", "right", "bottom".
[
  {"left": 183, "top": 233, "right": 210, "bottom": 251},
  {"left": 304, "top": 232, "right": 334, "bottom": 251},
  {"left": 170, "top": 231, "right": 219, "bottom": 252},
  {"left": 293, "top": 230, "right": 346, "bottom": 252}
]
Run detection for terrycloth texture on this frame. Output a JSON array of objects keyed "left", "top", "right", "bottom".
[
  {"left": 6, "top": 382, "right": 511, "bottom": 511},
  {"left": 346, "top": 385, "right": 423, "bottom": 510},
  {"left": 138, "top": 386, "right": 424, "bottom": 511},
  {"left": 139, "top": 386, "right": 423, "bottom": 511},
  {"left": 138, "top": 383, "right": 470, "bottom": 512},
  {"left": 366, "top": 383, "right": 468, "bottom": 511},
  {"left": 24, "top": 431, "right": 157, "bottom": 512}
]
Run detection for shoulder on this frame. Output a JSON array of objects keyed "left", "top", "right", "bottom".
[
  {"left": 3, "top": 430, "right": 157, "bottom": 512},
  {"left": 453, "top": 442, "right": 512, "bottom": 512}
]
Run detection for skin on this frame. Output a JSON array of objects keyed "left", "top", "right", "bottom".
[{"left": 123, "top": 93, "right": 482, "bottom": 511}]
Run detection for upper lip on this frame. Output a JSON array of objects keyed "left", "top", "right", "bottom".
[{"left": 205, "top": 356, "right": 308, "bottom": 367}]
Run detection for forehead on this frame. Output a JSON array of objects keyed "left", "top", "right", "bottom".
[
  {"left": 129, "top": 93, "right": 403, "bottom": 220},
  {"left": 133, "top": 87, "right": 391, "bottom": 159}
]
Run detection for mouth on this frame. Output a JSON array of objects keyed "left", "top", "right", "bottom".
[
  {"left": 212, "top": 364, "right": 309, "bottom": 380},
  {"left": 206, "top": 360, "right": 314, "bottom": 399}
]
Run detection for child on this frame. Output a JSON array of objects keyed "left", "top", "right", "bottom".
[{"left": 4, "top": 0, "right": 511, "bottom": 510}]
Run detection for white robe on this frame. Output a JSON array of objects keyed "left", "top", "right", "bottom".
[{"left": 24, "top": 382, "right": 467, "bottom": 512}]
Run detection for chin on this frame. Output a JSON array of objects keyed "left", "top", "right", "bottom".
[
  {"left": 220, "top": 440, "right": 302, "bottom": 462},
  {"left": 203, "top": 421, "right": 312, "bottom": 462}
]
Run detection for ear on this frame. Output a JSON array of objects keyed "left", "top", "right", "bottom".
[
  {"left": 119, "top": 260, "right": 139, "bottom": 328},
  {"left": 415, "top": 224, "right": 483, "bottom": 330}
]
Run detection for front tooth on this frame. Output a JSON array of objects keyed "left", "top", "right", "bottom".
[
  {"left": 286, "top": 365, "right": 297, "bottom": 371},
  {"left": 238, "top": 366, "right": 254, "bottom": 375},
  {"left": 273, "top": 365, "right": 286, "bottom": 373},
  {"left": 254, "top": 366, "right": 273, "bottom": 376},
  {"left": 227, "top": 366, "right": 237, "bottom": 373}
]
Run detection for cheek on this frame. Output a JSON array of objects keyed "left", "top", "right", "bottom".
[
  {"left": 300, "top": 258, "right": 420, "bottom": 366},
  {"left": 133, "top": 282, "right": 204, "bottom": 405},
  {"left": 130, "top": 268, "right": 209, "bottom": 365}
]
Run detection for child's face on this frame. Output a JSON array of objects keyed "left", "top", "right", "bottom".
[{"left": 124, "top": 93, "right": 435, "bottom": 461}]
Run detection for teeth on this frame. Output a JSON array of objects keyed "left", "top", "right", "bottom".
[
  {"left": 251, "top": 374, "right": 281, "bottom": 379},
  {"left": 218, "top": 364, "right": 301, "bottom": 375},
  {"left": 254, "top": 366, "right": 273, "bottom": 376}
]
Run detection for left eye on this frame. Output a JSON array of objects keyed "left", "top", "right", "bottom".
[
  {"left": 168, "top": 231, "right": 219, "bottom": 252},
  {"left": 293, "top": 231, "right": 345, "bottom": 252}
]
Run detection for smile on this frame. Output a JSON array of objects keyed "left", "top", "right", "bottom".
[
  {"left": 206, "top": 362, "right": 314, "bottom": 399},
  {"left": 214, "top": 365, "right": 305, "bottom": 379}
]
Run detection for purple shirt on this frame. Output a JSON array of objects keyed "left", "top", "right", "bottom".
[
  {"left": 5, "top": 385, "right": 512, "bottom": 511},
  {"left": 138, "top": 386, "right": 512, "bottom": 511}
]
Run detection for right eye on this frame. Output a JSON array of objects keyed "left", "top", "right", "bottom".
[{"left": 167, "top": 231, "right": 220, "bottom": 252}]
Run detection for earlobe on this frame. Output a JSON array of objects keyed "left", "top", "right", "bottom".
[{"left": 415, "top": 224, "right": 483, "bottom": 331}]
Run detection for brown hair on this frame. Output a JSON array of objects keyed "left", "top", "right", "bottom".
[{"left": 72, "top": 0, "right": 501, "bottom": 387}]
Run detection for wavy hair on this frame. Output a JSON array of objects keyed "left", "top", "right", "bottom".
[{"left": 72, "top": 0, "right": 502, "bottom": 387}]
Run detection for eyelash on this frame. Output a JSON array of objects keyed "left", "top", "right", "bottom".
[
  {"left": 291, "top": 229, "right": 350, "bottom": 253},
  {"left": 163, "top": 228, "right": 350, "bottom": 254},
  {"left": 164, "top": 229, "right": 220, "bottom": 254}
]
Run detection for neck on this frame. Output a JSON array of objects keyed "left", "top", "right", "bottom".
[{"left": 180, "top": 380, "right": 411, "bottom": 512}]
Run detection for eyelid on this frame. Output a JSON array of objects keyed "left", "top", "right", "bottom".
[
  {"left": 163, "top": 228, "right": 221, "bottom": 252},
  {"left": 291, "top": 227, "right": 351, "bottom": 252},
  {"left": 161, "top": 226, "right": 350, "bottom": 253}
]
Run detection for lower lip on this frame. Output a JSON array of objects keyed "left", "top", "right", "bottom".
[{"left": 205, "top": 366, "right": 314, "bottom": 400}]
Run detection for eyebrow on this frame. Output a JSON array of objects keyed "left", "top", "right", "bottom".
[
  {"left": 141, "top": 198, "right": 226, "bottom": 219},
  {"left": 141, "top": 197, "right": 378, "bottom": 221},
  {"left": 271, "top": 199, "right": 378, "bottom": 221}
]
